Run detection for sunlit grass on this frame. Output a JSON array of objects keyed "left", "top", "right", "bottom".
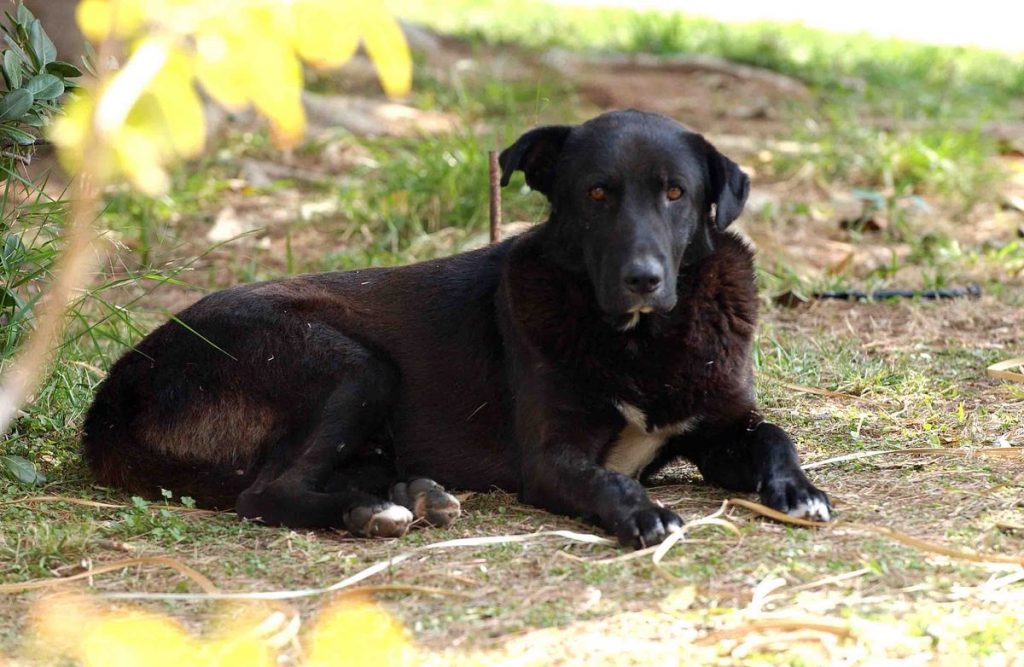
[{"left": 390, "top": 0, "right": 1024, "bottom": 120}]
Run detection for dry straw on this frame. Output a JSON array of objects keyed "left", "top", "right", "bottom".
[{"left": 987, "top": 357, "right": 1024, "bottom": 383}]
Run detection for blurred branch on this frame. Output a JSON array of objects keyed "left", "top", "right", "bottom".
[{"left": 0, "top": 166, "right": 100, "bottom": 436}]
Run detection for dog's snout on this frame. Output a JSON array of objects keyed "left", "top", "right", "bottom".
[{"left": 623, "top": 258, "right": 663, "bottom": 295}]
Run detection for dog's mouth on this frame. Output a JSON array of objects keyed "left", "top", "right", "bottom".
[
  {"left": 618, "top": 306, "right": 653, "bottom": 331},
  {"left": 591, "top": 259, "right": 678, "bottom": 330},
  {"left": 611, "top": 300, "right": 676, "bottom": 331}
]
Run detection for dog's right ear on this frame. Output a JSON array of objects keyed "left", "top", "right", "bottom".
[{"left": 499, "top": 125, "right": 572, "bottom": 197}]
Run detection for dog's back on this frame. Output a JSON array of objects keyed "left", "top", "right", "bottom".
[{"left": 82, "top": 240, "right": 519, "bottom": 506}]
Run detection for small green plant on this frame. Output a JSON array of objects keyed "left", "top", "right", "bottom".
[
  {"left": 0, "top": 3, "right": 81, "bottom": 150},
  {"left": 110, "top": 492, "right": 193, "bottom": 545},
  {"left": 0, "top": 2, "right": 82, "bottom": 359},
  {"left": 0, "top": 4, "right": 80, "bottom": 486}
]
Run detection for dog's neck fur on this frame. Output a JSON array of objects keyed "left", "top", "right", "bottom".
[
  {"left": 536, "top": 212, "right": 587, "bottom": 274},
  {"left": 500, "top": 226, "right": 759, "bottom": 437}
]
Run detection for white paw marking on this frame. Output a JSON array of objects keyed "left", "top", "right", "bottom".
[
  {"left": 788, "top": 497, "right": 831, "bottom": 522},
  {"left": 374, "top": 504, "right": 414, "bottom": 525}
]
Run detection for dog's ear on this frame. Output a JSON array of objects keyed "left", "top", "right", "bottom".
[
  {"left": 704, "top": 141, "right": 750, "bottom": 230},
  {"left": 499, "top": 125, "right": 572, "bottom": 197}
]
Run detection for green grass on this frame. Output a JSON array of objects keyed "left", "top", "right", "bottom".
[
  {"left": 410, "top": 63, "right": 579, "bottom": 122},
  {"left": 323, "top": 131, "right": 549, "bottom": 268},
  {"left": 390, "top": 0, "right": 1024, "bottom": 120},
  {"left": 766, "top": 113, "right": 1002, "bottom": 200}
]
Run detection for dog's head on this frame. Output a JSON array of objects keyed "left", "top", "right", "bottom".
[{"left": 500, "top": 110, "right": 749, "bottom": 325}]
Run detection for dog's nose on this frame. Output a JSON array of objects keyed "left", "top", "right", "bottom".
[{"left": 623, "top": 258, "right": 663, "bottom": 294}]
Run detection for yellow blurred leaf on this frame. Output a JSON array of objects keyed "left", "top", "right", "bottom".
[
  {"left": 291, "top": 1, "right": 361, "bottom": 67},
  {"left": 242, "top": 32, "right": 305, "bottom": 147},
  {"left": 26, "top": 595, "right": 280, "bottom": 667},
  {"left": 305, "top": 597, "right": 417, "bottom": 667},
  {"left": 49, "top": 92, "right": 93, "bottom": 174},
  {"left": 192, "top": 30, "right": 250, "bottom": 111},
  {"left": 114, "top": 125, "right": 171, "bottom": 194},
  {"left": 63, "top": 0, "right": 412, "bottom": 193},
  {"left": 199, "top": 636, "right": 275, "bottom": 667},
  {"left": 149, "top": 49, "right": 206, "bottom": 157},
  {"left": 76, "top": 0, "right": 145, "bottom": 42},
  {"left": 52, "top": 93, "right": 173, "bottom": 196},
  {"left": 360, "top": 5, "right": 413, "bottom": 97},
  {"left": 26, "top": 593, "right": 102, "bottom": 659},
  {"left": 194, "top": 8, "right": 305, "bottom": 147},
  {"left": 81, "top": 613, "right": 202, "bottom": 667}
]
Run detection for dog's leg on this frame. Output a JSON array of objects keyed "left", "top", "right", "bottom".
[
  {"left": 523, "top": 447, "right": 682, "bottom": 548},
  {"left": 515, "top": 402, "right": 682, "bottom": 549},
  {"left": 235, "top": 354, "right": 413, "bottom": 536},
  {"left": 674, "top": 415, "right": 832, "bottom": 521}
]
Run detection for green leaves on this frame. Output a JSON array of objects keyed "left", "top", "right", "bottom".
[
  {"left": 0, "top": 3, "right": 81, "bottom": 149},
  {"left": 0, "top": 454, "right": 46, "bottom": 485},
  {"left": 25, "top": 73, "right": 63, "bottom": 100},
  {"left": 45, "top": 61, "right": 83, "bottom": 79},
  {"left": 27, "top": 16, "right": 56, "bottom": 68},
  {"left": 3, "top": 48, "right": 21, "bottom": 88},
  {"left": 0, "top": 88, "right": 32, "bottom": 120},
  {"left": 0, "top": 124, "right": 35, "bottom": 144}
]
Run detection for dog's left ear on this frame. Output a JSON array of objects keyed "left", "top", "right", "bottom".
[
  {"left": 499, "top": 125, "right": 572, "bottom": 197},
  {"left": 704, "top": 141, "right": 750, "bottom": 230}
]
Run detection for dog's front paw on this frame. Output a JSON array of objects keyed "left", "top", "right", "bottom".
[
  {"left": 760, "top": 474, "right": 832, "bottom": 522},
  {"left": 613, "top": 506, "right": 683, "bottom": 549}
]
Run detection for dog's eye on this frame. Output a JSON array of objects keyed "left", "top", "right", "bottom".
[
  {"left": 666, "top": 186, "right": 684, "bottom": 201},
  {"left": 588, "top": 186, "right": 607, "bottom": 202}
]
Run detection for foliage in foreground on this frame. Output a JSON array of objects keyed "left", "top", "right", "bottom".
[{"left": 0, "top": 4, "right": 81, "bottom": 484}]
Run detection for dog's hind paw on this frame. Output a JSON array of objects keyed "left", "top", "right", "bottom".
[
  {"left": 391, "top": 478, "right": 461, "bottom": 527},
  {"left": 345, "top": 503, "right": 414, "bottom": 538}
]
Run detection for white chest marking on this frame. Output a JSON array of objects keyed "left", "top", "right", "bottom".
[{"left": 604, "top": 402, "right": 700, "bottom": 478}]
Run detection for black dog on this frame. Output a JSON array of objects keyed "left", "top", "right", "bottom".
[{"left": 82, "top": 110, "right": 831, "bottom": 548}]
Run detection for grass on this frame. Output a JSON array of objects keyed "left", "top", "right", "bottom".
[
  {"left": 389, "top": 0, "right": 1024, "bottom": 117},
  {"left": 766, "top": 114, "right": 1002, "bottom": 201},
  {"left": 2, "top": 3, "right": 1024, "bottom": 664},
  {"left": 322, "top": 130, "right": 547, "bottom": 268}
]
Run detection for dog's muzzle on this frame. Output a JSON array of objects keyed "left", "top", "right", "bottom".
[{"left": 619, "top": 255, "right": 675, "bottom": 311}]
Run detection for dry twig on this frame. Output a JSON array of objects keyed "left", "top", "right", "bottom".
[
  {"left": 0, "top": 556, "right": 219, "bottom": 595},
  {"left": 987, "top": 358, "right": 1024, "bottom": 383},
  {"left": 803, "top": 446, "right": 1022, "bottom": 471},
  {"left": 488, "top": 149, "right": 502, "bottom": 244}
]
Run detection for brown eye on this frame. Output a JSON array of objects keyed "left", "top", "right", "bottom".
[
  {"left": 588, "top": 186, "right": 607, "bottom": 201},
  {"left": 666, "top": 186, "right": 683, "bottom": 201}
]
